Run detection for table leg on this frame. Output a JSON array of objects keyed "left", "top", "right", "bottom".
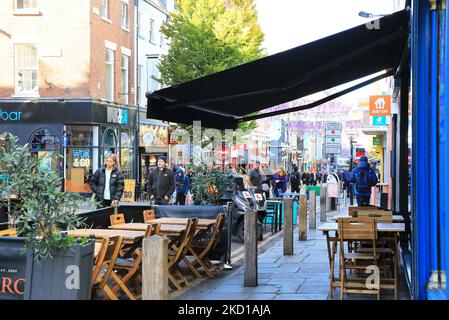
[
  {"left": 394, "top": 233, "right": 399, "bottom": 300},
  {"left": 279, "top": 203, "right": 283, "bottom": 231},
  {"left": 324, "top": 231, "right": 335, "bottom": 297}
]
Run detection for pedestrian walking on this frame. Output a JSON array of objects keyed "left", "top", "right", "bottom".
[
  {"left": 175, "top": 168, "right": 190, "bottom": 205},
  {"left": 273, "top": 167, "right": 288, "bottom": 197},
  {"left": 145, "top": 156, "right": 175, "bottom": 205},
  {"left": 289, "top": 165, "right": 301, "bottom": 193},
  {"left": 89, "top": 154, "right": 125, "bottom": 208},
  {"left": 350, "top": 155, "right": 379, "bottom": 206},
  {"left": 248, "top": 160, "right": 263, "bottom": 189},
  {"left": 301, "top": 171, "right": 309, "bottom": 186}
]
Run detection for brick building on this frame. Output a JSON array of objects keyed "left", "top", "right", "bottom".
[{"left": 0, "top": 0, "right": 137, "bottom": 194}]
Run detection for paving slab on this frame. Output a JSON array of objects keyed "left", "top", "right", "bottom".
[{"left": 274, "top": 293, "right": 328, "bottom": 300}]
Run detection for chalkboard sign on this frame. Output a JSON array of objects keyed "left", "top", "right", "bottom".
[{"left": 0, "top": 237, "right": 28, "bottom": 300}]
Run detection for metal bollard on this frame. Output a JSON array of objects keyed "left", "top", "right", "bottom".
[
  {"left": 244, "top": 208, "right": 258, "bottom": 287},
  {"left": 283, "top": 198, "right": 294, "bottom": 255},
  {"left": 309, "top": 190, "right": 316, "bottom": 229},
  {"left": 320, "top": 185, "right": 327, "bottom": 222}
]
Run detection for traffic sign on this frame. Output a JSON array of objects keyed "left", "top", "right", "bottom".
[{"left": 325, "top": 123, "right": 342, "bottom": 154}]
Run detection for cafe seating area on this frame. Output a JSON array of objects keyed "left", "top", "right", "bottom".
[{"left": 319, "top": 206, "right": 405, "bottom": 300}]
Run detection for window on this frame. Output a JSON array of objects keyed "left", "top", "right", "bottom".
[
  {"left": 101, "top": 0, "right": 109, "bottom": 19},
  {"left": 160, "top": 32, "right": 164, "bottom": 48},
  {"left": 105, "top": 48, "right": 114, "bottom": 101},
  {"left": 149, "top": 18, "right": 155, "bottom": 43},
  {"left": 120, "top": 56, "right": 129, "bottom": 104},
  {"left": 29, "top": 128, "right": 61, "bottom": 173},
  {"left": 15, "top": 0, "right": 37, "bottom": 10},
  {"left": 15, "top": 43, "right": 38, "bottom": 95},
  {"left": 121, "top": 2, "right": 129, "bottom": 29},
  {"left": 137, "top": 11, "right": 144, "bottom": 38},
  {"left": 137, "top": 64, "right": 143, "bottom": 105}
]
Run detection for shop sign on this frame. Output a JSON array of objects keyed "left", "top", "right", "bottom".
[
  {"left": 0, "top": 109, "right": 22, "bottom": 122},
  {"left": 372, "top": 116, "right": 387, "bottom": 126},
  {"left": 107, "top": 107, "right": 128, "bottom": 125},
  {"left": 122, "top": 179, "right": 136, "bottom": 202},
  {"left": 140, "top": 125, "right": 168, "bottom": 147},
  {"left": 369, "top": 95, "right": 391, "bottom": 116},
  {"left": 373, "top": 136, "right": 382, "bottom": 146},
  {"left": 72, "top": 149, "right": 91, "bottom": 168}
]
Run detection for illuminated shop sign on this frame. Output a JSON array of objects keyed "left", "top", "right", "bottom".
[
  {"left": 72, "top": 149, "right": 91, "bottom": 168},
  {"left": 0, "top": 109, "right": 22, "bottom": 121}
]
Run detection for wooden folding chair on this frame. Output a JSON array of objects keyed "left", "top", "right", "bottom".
[
  {"left": 112, "top": 223, "right": 161, "bottom": 299},
  {"left": 0, "top": 229, "right": 17, "bottom": 236},
  {"left": 338, "top": 217, "right": 381, "bottom": 300},
  {"left": 91, "top": 236, "right": 136, "bottom": 300},
  {"left": 185, "top": 213, "right": 226, "bottom": 278},
  {"left": 348, "top": 205, "right": 378, "bottom": 216},
  {"left": 168, "top": 218, "right": 198, "bottom": 291},
  {"left": 143, "top": 209, "right": 156, "bottom": 222},
  {"left": 110, "top": 213, "right": 125, "bottom": 226}
]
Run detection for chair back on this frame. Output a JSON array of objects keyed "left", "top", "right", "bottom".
[
  {"left": 355, "top": 210, "right": 393, "bottom": 222},
  {"left": 192, "top": 213, "right": 226, "bottom": 251},
  {"left": 169, "top": 218, "right": 198, "bottom": 268},
  {"left": 110, "top": 213, "right": 125, "bottom": 226},
  {"left": 348, "top": 205, "right": 378, "bottom": 216},
  {"left": 92, "top": 236, "right": 123, "bottom": 287},
  {"left": 0, "top": 229, "right": 17, "bottom": 237},
  {"left": 143, "top": 209, "right": 156, "bottom": 222},
  {"left": 144, "top": 222, "right": 161, "bottom": 238},
  {"left": 338, "top": 217, "right": 377, "bottom": 241}
]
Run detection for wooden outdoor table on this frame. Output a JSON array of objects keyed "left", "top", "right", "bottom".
[
  {"left": 331, "top": 215, "right": 404, "bottom": 222},
  {"left": 67, "top": 229, "right": 144, "bottom": 245},
  {"left": 109, "top": 222, "right": 186, "bottom": 237},
  {"left": 318, "top": 222, "right": 405, "bottom": 299},
  {"left": 151, "top": 218, "right": 216, "bottom": 230}
]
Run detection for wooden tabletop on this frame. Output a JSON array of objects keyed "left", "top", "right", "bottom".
[
  {"left": 151, "top": 218, "right": 216, "bottom": 230},
  {"left": 109, "top": 223, "right": 186, "bottom": 236},
  {"left": 331, "top": 215, "right": 404, "bottom": 222},
  {"left": 318, "top": 222, "right": 405, "bottom": 233},
  {"left": 67, "top": 229, "right": 145, "bottom": 244}
]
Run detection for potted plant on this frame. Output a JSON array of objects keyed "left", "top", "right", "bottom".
[
  {"left": 0, "top": 134, "right": 94, "bottom": 300},
  {"left": 187, "top": 160, "right": 234, "bottom": 205}
]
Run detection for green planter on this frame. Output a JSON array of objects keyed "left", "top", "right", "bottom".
[{"left": 306, "top": 185, "right": 321, "bottom": 196}]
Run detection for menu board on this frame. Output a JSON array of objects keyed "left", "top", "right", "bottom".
[{"left": 121, "top": 179, "right": 136, "bottom": 202}]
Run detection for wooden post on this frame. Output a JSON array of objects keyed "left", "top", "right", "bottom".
[
  {"left": 142, "top": 235, "right": 168, "bottom": 300},
  {"left": 309, "top": 190, "right": 316, "bottom": 229},
  {"left": 283, "top": 198, "right": 294, "bottom": 255},
  {"left": 244, "top": 208, "right": 258, "bottom": 287},
  {"left": 298, "top": 194, "right": 307, "bottom": 241},
  {"left": 320, "top": 185, "right": 327, "bottom": 222}
]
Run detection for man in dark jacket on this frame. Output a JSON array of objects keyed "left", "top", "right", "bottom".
[
  {"left": 350, "top": 155, "right": 378, "bottom": 206},
  {"left": 89, "top": 155, "right": 125, "bottom": 208},
  {"left": 290, "top": 165, "right": 301, "bottom": 193},
  {"left": 145, "top": 156, "right": 175, "bottom": 205}
]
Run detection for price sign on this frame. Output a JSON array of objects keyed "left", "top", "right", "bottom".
[
  {"left": 242, "top": 191, "right": 252, "bottom": 199},
  {"left": 122, "top": 179, "right": 136, "bottom": 202}
]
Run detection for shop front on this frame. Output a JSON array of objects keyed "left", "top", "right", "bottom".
[
  {"left": 138, "top": 124, "right": 169, "bottom": 184},
  {"left": 0, "top": 100, "right": 137, "bottom": 194}
]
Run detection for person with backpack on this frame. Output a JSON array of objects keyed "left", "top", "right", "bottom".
[
  {"left": 350, "top": 155, "right": 378, "bottom": 206},
  {"left": 175, "top": 168, "right": 190, "bottom": 205},
  {"left": 290, "top": 165, "right": 301, "bottom": 193}
]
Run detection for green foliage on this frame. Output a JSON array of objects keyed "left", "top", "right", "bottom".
[
  {"left": 187, "top": 160, "right": 235, "bottom": 205},
  {"left": 159, "top": 0, "right": 264, "bottom": 134},
  {"left": 0, "top": 134, "right": 86, "bottom": 261}
]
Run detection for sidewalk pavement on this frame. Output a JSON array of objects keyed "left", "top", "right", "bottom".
[{"left": 183, "top": 197, "right": 410, "bottom": 300}]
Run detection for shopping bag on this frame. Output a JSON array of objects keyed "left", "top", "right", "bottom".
[{"left": 185, "top": 192, "right": 194, "bottom": 205}]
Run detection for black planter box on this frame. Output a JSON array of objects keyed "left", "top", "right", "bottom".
[
  {"left": 0, "top": 237, "right": 28, "bottom": 300},
  {"left": 24, "top": 240, "right": 95, "bottom": 300}
]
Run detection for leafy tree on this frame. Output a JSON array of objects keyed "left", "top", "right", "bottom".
[
  {"left": 0, "top": 134, "right": 85, "bottom": 260},
  {"left": 159, "top": 0, "right": 265, "bottom": 137}
]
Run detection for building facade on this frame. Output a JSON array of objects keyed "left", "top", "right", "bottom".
[
  {"left": 135, "top": 0, "right": 174, "bottom": 186},
  {"left": 0, "top": 0, "right": 136, "bottom": 194}
]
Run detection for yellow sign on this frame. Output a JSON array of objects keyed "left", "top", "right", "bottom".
[{"left": 122, "top": 179, "right": 136, "bottom": 202}]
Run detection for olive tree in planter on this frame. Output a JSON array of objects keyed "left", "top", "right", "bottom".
[
  {"left": 187, "top": 161, "right": 234, "bottom": 205},
  {"left": 0, "top": 134, "right": 94, "bottom": 300}
]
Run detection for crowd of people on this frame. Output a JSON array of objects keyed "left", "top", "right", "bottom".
[{"left": 88, "top": 154, "right": 379, "bottom": 208}]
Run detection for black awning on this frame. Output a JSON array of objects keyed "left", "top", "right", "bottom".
[{"left": 146, "top": 10, "right": 409, "bottom": 130}]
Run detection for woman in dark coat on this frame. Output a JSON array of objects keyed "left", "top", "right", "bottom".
[
  {"left": 175, "top": 168, "right": 190, "bottom": 205},
  {"left": 89, "top": 154, "right": 125, "bottom": 208},
  {"left": 273, "top": 167, "right": 288, "bottom": 197}
]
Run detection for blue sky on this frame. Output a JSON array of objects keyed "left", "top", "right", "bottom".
[{"left": 254, "top": 0, "right": 404, "bottom": 54}]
